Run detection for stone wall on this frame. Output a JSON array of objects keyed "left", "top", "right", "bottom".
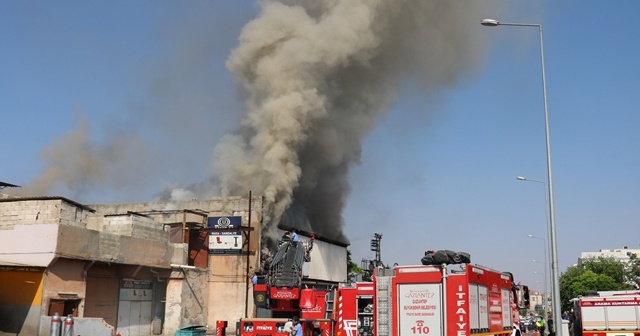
[
  {"left": 0, "top": 198, "right": 91, "bottom": 228},
  {"left": 164, "top": 267, "right": 210, "bottom": 335}
]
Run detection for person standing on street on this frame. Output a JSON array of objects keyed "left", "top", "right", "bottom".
[
  {"left": 284, "top": 319, "right": 293, "bottom": 336},
  {"left": 568, "top": 314, "right": 576, "bottom": 336},
  {"left": 536, "top": 317, "right": 546, "bottom": 335}
]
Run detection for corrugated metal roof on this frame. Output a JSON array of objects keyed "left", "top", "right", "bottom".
[{"left": 0, "top": 181, "right": 20, "bottom": 189}]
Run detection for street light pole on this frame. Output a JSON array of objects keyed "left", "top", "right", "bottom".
[
  {"left": 482, "top": 19, "right": 561, "bottom": 335},
  {"left": 516, "top": 177, "right": 549, "bottom": 228},
  {"left": 533, "top": 260, "right": 548, "bottom": 315},
  {"left": 529, "top": 234, "right": 548, "bottom": 315},
  {"left": 519, "top": 176, "right": 552, "bottom": 316}
]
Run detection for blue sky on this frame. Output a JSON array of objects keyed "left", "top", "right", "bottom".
[{"left": 2, "top": 1, "right": 639, "bottom": 292}]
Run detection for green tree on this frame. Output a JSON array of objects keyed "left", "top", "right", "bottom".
[
  {"left": 579, "top": 257, "right": 627, "bottom": 284},
  {"left": 559, "top": 256, "right": 637, "bottom": 311},
  {"left": 347, "top": 250, "right": 364, "bottom": 283},
  {"left": 560, "top": 266, "right": 584, "bottom": 309},
  {"left": 568, "top": 270, "right": 619, "bottom": 298},
  {"left": 628, "top": 253, "right": 640, "bottom": 287}
]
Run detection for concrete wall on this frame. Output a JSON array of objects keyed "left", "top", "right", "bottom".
[
  {"left": 171, "top": 243, "right": 189, "bottom": 265},
  {"left": 90, "top": 196, "right": 264, "bottom": 334},
  {"left": 207, "top": 255, "right": 256, "bottom": 329},
  {"left": 0, "top": 192, "right": 82, "bottom": 268},
  {"left": 0, "top": 223, "right": 58, "bottom": 267},
  {"left": 44, "top": 258, "right": 87, "bottom": 311},
  {"left": 0, "top": 195, "right": 351, "bottom": 336},
  {"left": 0, "top": 223, "right": 171, "bottom": 269},
  {"left": 88, "top": 196, "right": 259, "bottom": 219},
  {"left": 205, "top": 200, "right": 262, "bottom": 332},
  {"left": 102, "top": 214, "right": 169, "bottom": 242},
  {"left": 164, "top": 268, "right": 210, "bottom": 336},
  {"left": 0, "top": 197, "right": 179, "bottom": 336},
  {"left": 38, "top": 316, "right": 115, "bottom": 336},
  {"left": 54, "top": 222, "right": 172, "bottom": 268},
  {"left": 0, "top": 198, "right": 172, "bottom": 269}
]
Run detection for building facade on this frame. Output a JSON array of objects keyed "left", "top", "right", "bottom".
[
  {"left": 580, "top": 246, "right": 640, "bottom": 262},
  {"left": 0, "top": 195, "right": 347, "bottom": 336},
  {"left": 528, "top": 290, "right": 549, "bottom": 316}
]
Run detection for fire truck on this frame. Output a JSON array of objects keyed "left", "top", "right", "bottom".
[
  {"left": 240, "top": 254, "right": 527, "bottom": 336},
  {"left": 252, "top": 232, "right": 320, "bottom": 315},
  {"left": 571, "top": 291, "right": 640, "bottom": 336}
]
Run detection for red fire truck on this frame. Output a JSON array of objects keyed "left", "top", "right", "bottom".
[
  {"left": 333, "top": 282, "right": 375, "bottom": 336},
  {"left": 571, "top": 291, "right": 640, "bottom": 336},
  {"left": 252, "top": 233, "right": 321, "bottom": 315},
  {"left": 240, "top": 259, "right": 527, "bottom": 336}
]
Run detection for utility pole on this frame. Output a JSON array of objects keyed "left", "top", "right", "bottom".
[{"left": 370, "top": 233, "right": 383, "bottom": 267}]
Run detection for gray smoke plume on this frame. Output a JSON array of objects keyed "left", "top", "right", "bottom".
[
  {"left": 5, "top": 4, "right": 244, "bottom": 203},
  {"left": 8, "top": 116, "right": 150, "bottom": 200},
  {"left": 7, "top": 1, "right": 502, "bottom": 243},
  {"left": 214, "top": 0, "right": 497, "bottom": 242}
]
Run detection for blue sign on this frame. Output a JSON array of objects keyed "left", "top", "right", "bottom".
[{"left": 208, "top": 216, "right": 243, "bottom": 255}]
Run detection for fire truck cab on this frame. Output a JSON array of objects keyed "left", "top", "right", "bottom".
[{"left": 571, "top": 291, "right": 640, "bottom": 336}]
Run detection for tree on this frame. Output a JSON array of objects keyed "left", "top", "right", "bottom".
[
  {"left": 347, "top": 250, "right": 364, "bottom": 283},
  {"left": 628, "top": 252, "right": 640, "bottom": 288},
  {"left": 560, "top": 266, "right": 584, "bottom": 310},
  {"left": 568, "top": 270, "right": 619, "bottom": 298},
  {"left": 579, "top": 257, "right": 627, "bottom": 284},
  {"left": 559, "top": 256, "right": 637, "bottom": 311}
]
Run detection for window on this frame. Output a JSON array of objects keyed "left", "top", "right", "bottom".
[{"left": 48, "top": 299, "right": 81, "bottom": 317}]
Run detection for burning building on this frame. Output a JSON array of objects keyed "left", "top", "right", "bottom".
[{"left": 2, "top": 0, "right": 497, "bottom": 335}]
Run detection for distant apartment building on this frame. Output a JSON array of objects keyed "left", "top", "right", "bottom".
[
  {"left": 580, "top": 246, "right": 640, "bottom": 262},
  {"left": 528, "top": 290, "right": 549, "bottom": 315}
]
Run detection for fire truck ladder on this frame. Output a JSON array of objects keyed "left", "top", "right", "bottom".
[
  {"left": 375, "top": 275, "right": 392, "bottom": 336},
  {"left": 324, "top": 290, "right": 335, "bottom": 320},
  {"left": 270, "top": 242, "right": 305, "bottom": 288}
]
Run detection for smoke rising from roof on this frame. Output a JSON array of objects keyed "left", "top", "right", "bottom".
[
  {"left": 7, "top": 1, "right": 500, "bottom": 244},
  {"left": 214, "top": 0, "right": 495, "bottom": 242},
  {"left": 9, "top": 116, "right": 150, "bottom": 200}
]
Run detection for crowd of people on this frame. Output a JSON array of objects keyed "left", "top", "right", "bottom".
[
  {"left": 520, "top": 314, "right": 551, "bottom": 336},
  {"left": 521, "top": 311, "right": 579, "bottom": 336}
]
